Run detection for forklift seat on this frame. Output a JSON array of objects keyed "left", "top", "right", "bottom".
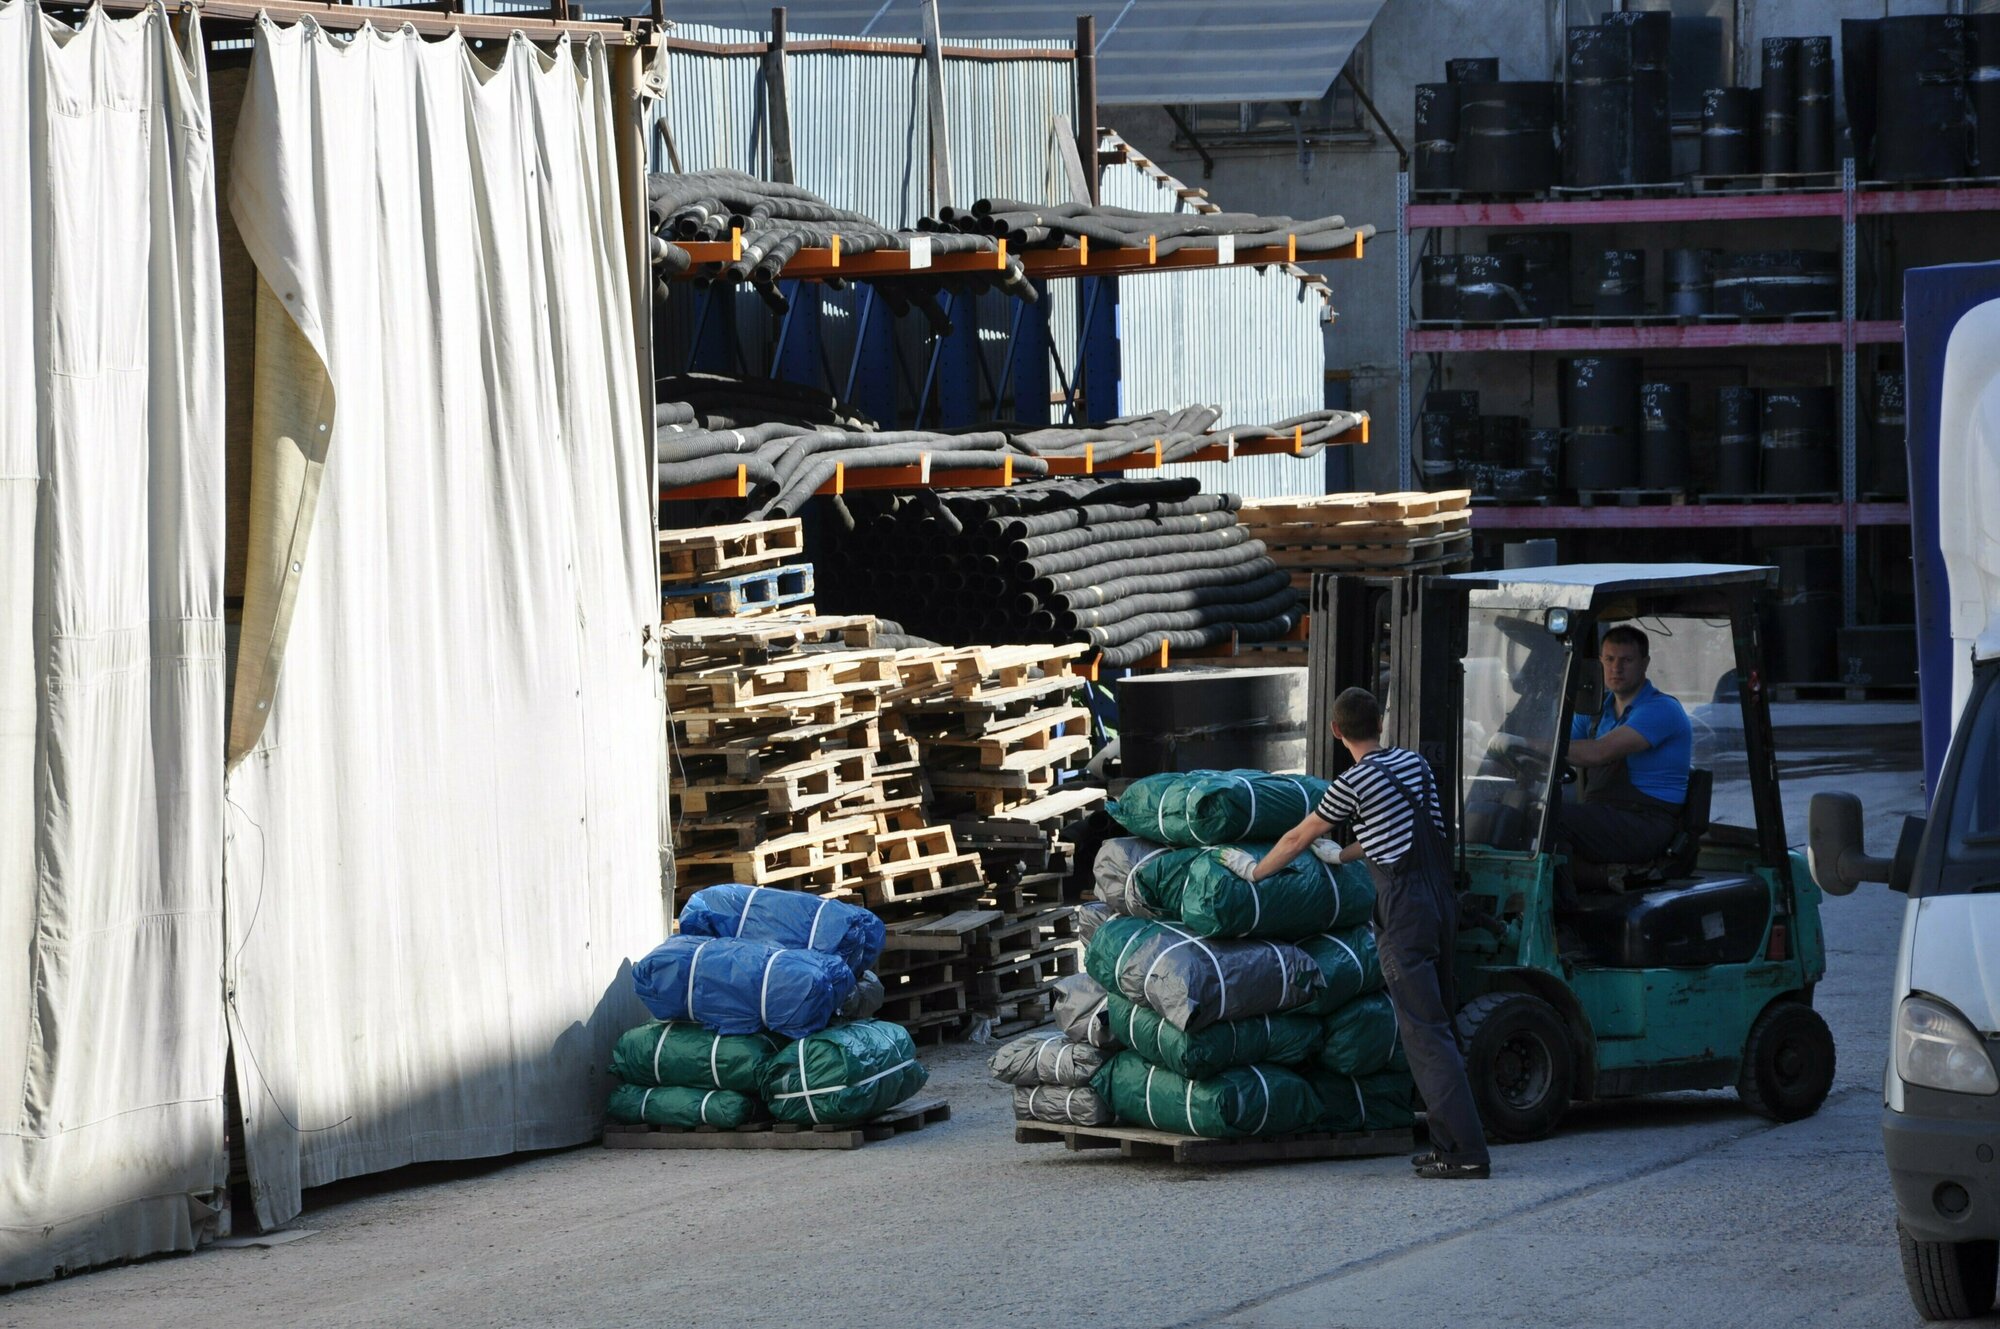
[{"left": 1567, "top": 872, "right": 1771, "bottom": 968}]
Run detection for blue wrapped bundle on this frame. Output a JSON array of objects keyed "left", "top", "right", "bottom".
[
  {"left": 677, "top": 884, "right": 886, "bottom": 976},
  {"left": 632, "top": 936, "right": 856, "bottom": 1038}
]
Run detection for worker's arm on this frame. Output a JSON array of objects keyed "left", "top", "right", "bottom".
[
  {"left": 1248, "top": 810, "right": 1336, "bottom": 882},
  {"left": 1567, "top": 724, "right": 1651, "bottom": 768}
]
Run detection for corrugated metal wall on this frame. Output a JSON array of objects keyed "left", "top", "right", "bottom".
[{"left": 1098, "top": 158, "right": 1335, "bottom": 499}]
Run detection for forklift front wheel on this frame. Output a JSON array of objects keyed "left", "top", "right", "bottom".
[
  {"left": 1457, "top": 992, "right": 1574, "bottom": 1142},
  {"left": 1737, "top": 999, "right": 1837, "bottom": 1123}
]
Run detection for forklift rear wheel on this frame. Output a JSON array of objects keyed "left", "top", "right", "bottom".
[
  {"left": 1900, "top": 1223, "right": 1998, "bottom": 1321},
  {"left": 1457, "top": 992, "right": 1573, "bottom": 1142},
  {"left": 1736, "top": 999, "right": 1836, "bottom": 1122}
]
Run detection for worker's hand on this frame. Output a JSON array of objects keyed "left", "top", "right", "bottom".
[
  {"left": 1485, "top": 731, "right": 1523, "bottom": 758},
  {"left": 1307, "top": 839, "right": 1343, "bottom": 865},
  {"left": 1216, "top": 848, "right": 1261, "bottom": 881}
]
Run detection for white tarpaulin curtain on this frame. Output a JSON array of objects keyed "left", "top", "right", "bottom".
[
  {"left": 0, "top": 1, "right": 229, "bottom": 1285},
  {"left": 222, "top": 19, "right": 664, "bottom": 1228}
]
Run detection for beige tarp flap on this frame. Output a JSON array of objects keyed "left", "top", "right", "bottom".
[
  {"left": 226, "top": 275, "right": 334, "bottom": 763},
  {"left": 222, "top": 19, "right": 665, "bottom": 1229},
  {"left": 0, "top": 1, "right": 228, "bottom": 1286}
]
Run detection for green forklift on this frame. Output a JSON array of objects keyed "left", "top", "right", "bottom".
[{"left": 1309, "top": 562, "right": 1837, "bottom": 1140}]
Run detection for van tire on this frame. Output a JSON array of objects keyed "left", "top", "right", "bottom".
[
  {"left": 1737, "top": 999, "right": 1835, "bottom": 1122},
  {"left": 1900, "top": 1223, "right": 1998, "bottom": 1321}
]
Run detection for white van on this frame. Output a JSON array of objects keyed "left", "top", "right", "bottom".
[{"left": 1809, "top": 296, "right": 2000, "bottom": 1322}]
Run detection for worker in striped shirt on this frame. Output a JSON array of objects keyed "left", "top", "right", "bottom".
[{"left": 1221, "top": 686, "right": 1491, "bottom": 1180}]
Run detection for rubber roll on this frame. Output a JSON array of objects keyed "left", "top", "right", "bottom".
[
  {"left": 1711, "top": 250, "right": 1838, "bottom": 318},
  {"left": 1758, "top": 386, "right": 1837, "bottom": 495},
  {"left": 1562, "top": 356, "right": 1640, "bottom": 490},
  {"left": 1639, "top": 382, "right": 1691, "bottom": 490},
  {"left": 1490, "top": 232, "right": 1569, "bottom": 318},
  {"left": 1595, "top": 249, "right": 1646, "bottom": 318},
  {"left": 1414, "top": 83, "right": 1461, "bottom": 192},
  {"left": 1604, "top": 10, "right": 1673, "bottom": 183},
  {"left": 1701, "top": 87, "right": 1758, "bottom": 176},
  {"left": 1454, "top": 253, "right": 1528, "bottom": 320},
  {"left": 1116, "top": 669, "right": 1309, "bottom": 779},
  {"left": 1422, "top": 252, "right": 1461, "bottom": 320},
  {"left": 1420, "top": 414, "right": 1465, "bottom": 491},
  {"left": 1716, "top": 385, "right": 1761, "bottom": 495},
  {"left": 1974, "top": 17, "right": 2000, "bottom": 176},
  {"left": 1479, "top": 414, "right": 1524, "bottom": 467},
  {"left": 1457, "top": 82, "right": 1561, "bottom": 196},
  {"left": 1567, "top": 25, "right": 1633, "bottom": 188},
  {"left": 1872, "top": 371, "right": 1908, "bottom": 498},
  {"left": 1447, "top": 57, "right": 1499, "bottom": 85},
  {"left": 1664, "top": 248, "right": 1713, "bottom": 317},
  {"left": 1760, "top": 38, "right": 1800, "bottom": 174},
  {"left": 1874, "top": 15, "right": 1971, "bottom": 181},
  {"left": 1796, "top": 36, "right": 1837, "bottom": 173}
]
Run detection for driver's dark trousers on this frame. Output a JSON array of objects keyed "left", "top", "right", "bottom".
[{"left": 1370, "top": 856, "right": 1491, "bottom": 1168}]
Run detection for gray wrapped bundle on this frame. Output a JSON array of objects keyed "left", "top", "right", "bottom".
[
  {"left": 1076, "top": 900, "right": 1118, "bottom": 942},
  {"left": 1052, "top": 973, "right": 1120, "bottom": 1049},
  {"left": 988, "top": 1031, "right": 1111, "bottom": 1087},
  {"left": 1085, "top": 915, "right": 1324, "bottom": 1033},
  {"left": 1092, "top": 838, "right": 1166, "bottom": 918},
  {"left": 1014, "top": 1083, "right": 1115, "bottom": 1127}
]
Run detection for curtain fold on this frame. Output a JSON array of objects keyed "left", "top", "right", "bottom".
[
  {"left": 0, "top": 0, "right": 229, "bottom": 1286},
  {"left": 222, "top": 18, "right": 664, "bottom": 1229}
]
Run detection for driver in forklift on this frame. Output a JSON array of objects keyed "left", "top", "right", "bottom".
[{"left": 1553, "top": 624, "right": 1693, "bottom": 867}]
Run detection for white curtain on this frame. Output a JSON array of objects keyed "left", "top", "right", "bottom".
[
  {"left": 222, "top": 19, "right": 665, "bottom": 1228},
  {"left": 0, "top": 1, "right": 228, "bottom": 1285}
]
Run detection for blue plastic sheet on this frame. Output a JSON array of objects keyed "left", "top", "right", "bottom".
[
  {"left": 678, "top": 884, "right": 886, "bottom": 976},
  {"left": 632, "top": 936, "right": 857, "bottom": 1038}
]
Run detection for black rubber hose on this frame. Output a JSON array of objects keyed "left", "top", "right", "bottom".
[
  {"left": 1052, "top": 553, "right": 1282, "bottom": 613},
  {"left": 1085, "top": 584, "right": 1304, "bottom": 650},
  {"left": 1009, "top": 509, "right": 1243, "bottom": 562},
  {"left": 1019, "top": 524, "right": 1252, "bottom": 583},
  {"left": 1039, "top": 536, "right": 1267, "bottom": 598},
  {"left": 1062, "top": 566, "right": 1296, "bottom": 633},
  {"left": 656, "top": 453, "right": 780, "bottom": 489},
  {"left": 1094, "top": 608, "right": 1303, "bottom": 668}
]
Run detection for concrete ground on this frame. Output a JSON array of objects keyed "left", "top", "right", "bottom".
[{"left": 3, "top": 705, "right": 1961, "bottom": 1329}]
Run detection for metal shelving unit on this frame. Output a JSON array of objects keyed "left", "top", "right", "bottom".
[{"left": 1393, "top": 164, "right": 1999, "bottom": 627}]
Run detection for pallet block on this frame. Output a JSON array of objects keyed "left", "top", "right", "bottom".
[{"left": 658, "top": 519, "right": 806, "bottom": 583}]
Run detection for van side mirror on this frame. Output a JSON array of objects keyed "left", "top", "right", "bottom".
[
  {"left": 1888, "top": 816, "right": 1926, "bottom": 895},
  {"left": 1808, "top": 793, "right": 1895, "bottom": 895}
]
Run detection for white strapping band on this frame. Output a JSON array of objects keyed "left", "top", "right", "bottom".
[
  {"left": 639, "top": 1086, "right": 656, "bottom": 1121},
  {"left": 1249, "top": 1064, "right": 1273, "bottom": 1135},
  {"left": 709, "top": 1031, "right": 721, "bottom": 1087},
  {"left": 771, "top": 1057, "right": 918, "bottom": 1108},
  {"left": 1142, "top": 1065, "right": 1161, "bottom": 1129},
  {"left": 805, "top": 896, "right": 832, "bottom": 952},
  {"left": 698, "top": 1089, "right": 717, "bottom": 1126},
  {"left": 757, "top": 950, "right": 780, "bottom": 1029},
  {"left": 734, "top": 885, "right": 763, "bottom": 937},
  {"left": 685, "top": 940, "right": 711, "bottom": 1024},
  {"left": 653, "top": 1023, "right": 673, "bottom": 1082}
]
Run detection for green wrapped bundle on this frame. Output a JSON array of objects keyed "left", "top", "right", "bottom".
[
  {"left": 1092, "top": 1051, "right": 1323, "bottom": 1139},
  {"left": 610, "top": 1020, "right": 786, "bottom": 1092},
  {"left": 1297, "top": 927, "right": 1384, "bottom": 1016},
  {"left": 1317, "top": 993, "right": 1407, "bottom": 1076},
  {"left": 1105, "top": 995, "right": 1323, "bottom": 1080},
  {"left": 1110, "top": 770, "right": 1330, "bottom": 847},
  {"left": 607, "top": 1081, "right": 767, "bottom": 1129},
  {"left": 759, "top": 1019, "right": 928, "bottom": 1126},
  {"left": 1305, "top": 1068, "right": 1418, "bottom": 1133},
  {"left": 1139, "top": 846, "right": 1374, "bottom": 940}
]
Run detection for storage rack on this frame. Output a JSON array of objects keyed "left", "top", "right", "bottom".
[
  {"left": 659, "top": 228, "right": 1368, "bottom": 503},
  {"left": 1393, "top": 164, "right": 2000, "bottom": 627}
]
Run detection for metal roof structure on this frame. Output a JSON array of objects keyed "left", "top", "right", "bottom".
[{"left": 610, "top": 1, "right": 1383, "bottom": 104}]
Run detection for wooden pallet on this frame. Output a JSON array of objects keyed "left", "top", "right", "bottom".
[
  {"left": 1014, "top": 1121, "right": 1414, "bottom": 1164},
  {"left": 1246, "top": 509, "right": 1470, "bottom": 547},
  {"left": 1548, "top": 181, "right": 1687, "bottom": 199},
  {"left": 674, "top": 714, "right": 880, "bottom": 782},
  {"left": 1573, "top": 489, "right": 1691, "bottom": 508},
  {"left": 661, "top": 613, "right": 878, "bottom": 667},
  {"left": 1264, "top": 530, "right": 1473, "bottom": 569},
  {"left": 922, "top": 705, "right": 1092, "bottom": 769},
  {"left": 1238, "top": 489, "right": 1470, "bottom": 525},
  {"left": 860, "top": 852, "right": 987, "bottom": 907},
  {"left": 678, "top": 750, "right": 877, "bottom": 817},
  {"left": 673, "top": 813, "right": 876, "bottom": 883},
  {"left": 661, "top": 565, "right": 814, "bottom": 619},
  {"left": 1691, "top": 170, "right": 1841, "bottom": 195},
  {"left": 975, "top": 944, "right": 1080, "bottom": 1001},
  {"left": 665, "top": 652, "right": 899, "bottom": 712},
  {"left": 1696, "top": 491, "right": 1841, "bottom": 505},
  {"left": 659, "top": 519, "right": 806, "bottom": 583},
  {"left": 606, "top": 1098, "right": 950, "bottom": 1150}
]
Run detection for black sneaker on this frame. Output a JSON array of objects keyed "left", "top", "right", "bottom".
[
  {"left": 1410, "top": 1150, "right": 1441, "bottom": 1169},
  {"left": 1414, "top": 1159, "right": 1491, "bottom": 1180}
]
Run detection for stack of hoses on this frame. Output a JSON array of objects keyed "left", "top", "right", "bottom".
[
  {"left": 647, "top": 170, "right": 1033, "bottom": 315},
  {"left": 922, "top": 197, "right": 1374, "bottom": 259},
  {"left": 813, "top": 475, "right": 1304, "bottom": 667}
]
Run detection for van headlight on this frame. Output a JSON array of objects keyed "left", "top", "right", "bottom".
[{"left": 1896, "top": 996, "right": 2000, "bottom": 1095}]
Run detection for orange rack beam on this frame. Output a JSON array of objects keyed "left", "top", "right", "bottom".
[
  {"left": 1038, "top": 418, "right": 1368, "bottom": 476},
  {"left": 673, "top": 231, "right": 1011, "bottom": 281},
  {"left": 658, "top": 464, "right": 747, "bottom": 502}
]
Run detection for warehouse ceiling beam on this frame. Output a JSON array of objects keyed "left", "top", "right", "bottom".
[{"left": 1161, "top": 105, "right": 1213, "bottom": 180}]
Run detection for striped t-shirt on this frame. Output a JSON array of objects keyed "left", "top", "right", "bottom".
[{"left": 1314, "top": 748, "right": 1446, "bottom": 868}]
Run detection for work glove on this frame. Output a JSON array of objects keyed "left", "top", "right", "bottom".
[
  {"left": 1216, "top": 848, "right": 1261, "bottom": 881},
  {"left": 1308, "top": 839, "right": 1344, "bottom": 866},
  {"left": 1485, "top": 732, "right": 1526, "bottom": 759}
]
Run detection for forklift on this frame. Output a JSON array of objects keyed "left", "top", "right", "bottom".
[{"left": 1308, "top": 562, "right": 1837, "bottom": 1140}]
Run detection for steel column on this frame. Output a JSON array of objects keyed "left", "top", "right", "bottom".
[
  {"left": 1396, "top": 169, "right": 1413, "bottom": 490},
  {"left": 1842, "top": 157, "right": 1859, "bottom": 630}
]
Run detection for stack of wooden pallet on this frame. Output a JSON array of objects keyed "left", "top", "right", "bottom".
[
  {"left": 660, "top": 518, "right": 814, "bottom": 621},
  {"left": 874, "top": 643, "right": 1097, "bottom": 1038},
  {"left": 1238, "top": 489, "right": 1474, "bottom": 587}
]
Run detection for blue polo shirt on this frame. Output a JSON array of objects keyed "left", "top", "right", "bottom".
[{"left": 1569, "top": 679, "right": 1692, "bottom": 804}]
